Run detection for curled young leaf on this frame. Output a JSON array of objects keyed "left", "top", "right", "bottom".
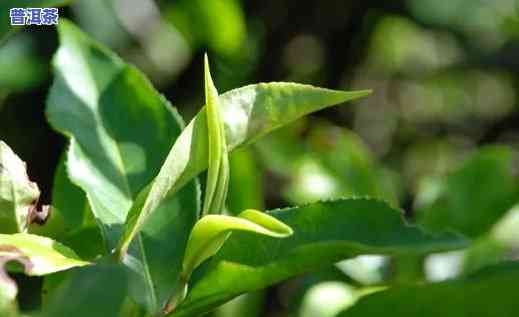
[
  {"left": 202, "top": 55, "right": 229, "bottom": 216},
  {"left": 0, "top": 141, "right": 41, "bottom": 233},
  {"left": 165, "top": 210, "right": 292, "bottom": 314},
  {"left": 182, "top": 209, "right": 293, "bottom": 280}
]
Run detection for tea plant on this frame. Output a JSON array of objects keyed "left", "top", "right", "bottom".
[{"left": 0, "top": 20, "right": 486, "bottom": 317}]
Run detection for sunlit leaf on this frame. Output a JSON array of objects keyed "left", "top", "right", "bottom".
[
  {"left": 0, "top": 141, "right": 41, "bottom": 233},
  {"left": 183, "top": 209, "right": 292, "bottom": 279},
  {"left": 119, "top": 80, "right": 371, "bottom": 257},
  {"left": 165, "top": 209, "right": 291, "bottom": 313},
  {"left": 46, "top": 20, "right": 200, "bottom": 313},
  {"left": 169, "top": 198, "right": 468, "bottom": 316},
  {"left": 0, "top": 233, "right": 88, "bottom": 275},
  {"left": 202, "top": 55, "right": 229, "bottom": 216}
]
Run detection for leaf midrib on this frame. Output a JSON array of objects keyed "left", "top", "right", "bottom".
[
  {"left": 62, "top": 28, "right": 134, "bottom": 211},
  {"left": 138, "top": 233, "right": 158, "bottom": 312}
]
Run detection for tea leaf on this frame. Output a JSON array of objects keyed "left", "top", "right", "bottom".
[
  {"left": 47, "top": 20, "right": 188, "bottom": 247},
  {"left": 119, "top": 80, "right": 371, "bottom": 257},
  {"left": 0, "top": 233, "right": 88, "bottom": 275},
  {"left": 40, "top": 265, "right": 128, "bottom": 317},
  {"left": 50, "top": 155, "right": 92, "bottom": 234},
  {"left": 182, "top": 209, "right": 292, "bottom": 279},
  {"left": 165, "top": 209, "right": 291, "bottom": 314},
  {"left": 41, "top": 156, "right": 105, "bottom": 260},
  {"left": 122, "top": 182, "right": 200, "bottom": 313},
  {"left": 0, "top": 141, "right": 41, "bottom": 233},
  {"left": 169, "top": 198, "right": 468, "bottom": 316},
  {"left": 202, "top": 55, "right": 229, "bottom": 216},
  {"left": 337, "top": 262, "right": 519, "bottom": 317},
  {"left": 227, "top": 148, "right": 264, "bottom": 214},
  {"left": 46, "top": 20, "right": 200, "bottom": 314}
]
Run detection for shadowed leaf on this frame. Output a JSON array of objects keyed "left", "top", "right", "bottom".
[
  {"left": 417, "top": 146, "right": 519, "bottom": 238},
  {"left": 40, "top": 265, "right": 128, "bottom": 317},
  {"left": 337, "top": 262, "right": 519, "bottom": 317}
]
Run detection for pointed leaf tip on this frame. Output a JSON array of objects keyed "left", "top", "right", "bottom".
[
  {"left": 182, "top": 212, "right": 293, "bottom": 279},
  {"left": 238, "top": 209, "right": 293, "bottom": 237},
  {"left": 118, "top": 69, "right": 371, "bottom": 263},
  {"left": 204, "top": 53, "right": 209, "bottom": 72},
  {"left": 202, "top": 53, "right": 229, "bottom": 216},
  {"left": 203, "top": 54, "right": 215, "bottom": 94},
  {"left": 356, "top": 89, "right": 373, "bottom": 97}
]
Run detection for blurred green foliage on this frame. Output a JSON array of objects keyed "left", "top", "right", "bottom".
[
  {"left": 416, "top": 146, "right": 519, "bottom": 238},
  {"left": 339, "top": 262, "right": 519, "bottom": 317}
]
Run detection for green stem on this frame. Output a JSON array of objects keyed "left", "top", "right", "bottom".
[{"left": 163, "top": 273, "right": 189, "bottom": 315}]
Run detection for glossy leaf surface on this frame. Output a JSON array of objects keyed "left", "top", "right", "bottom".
[
  {"left": 120, "top": 80, "right": 371, "bottom": 256},
  {"left": 227, "top": 148, "right": 264, "bottom": 214},
  {"left": 46, "top": 20, "right": 200, "bottom": 314},
  {"left": 202, "top": 55, "right": 229, "bottom": 216},
  {"left": 182, "top": 209, "right": 292, "bottom": 278},
  {"left": 170, "top": 198, "right": 468, "bottom": 316}
]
